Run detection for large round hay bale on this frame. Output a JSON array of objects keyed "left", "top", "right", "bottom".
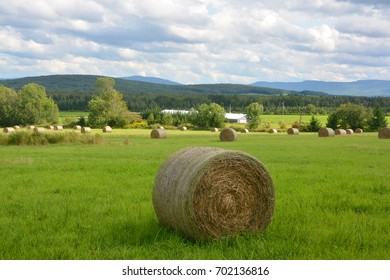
[
  {"left": 81, "top": 127, "right": 91, "bottom": 133},
  {"left": 219, "top": 128, "right": 237, "bottom": 141},
  {"left": 346, "top": 129, "right": 354, "bottom": 135},
  {"left": 287, "top": 128, "right": 299, "bottom": 135},
  {"left": 103, "top": 126, "right": 112, "bottom": 133},
  {"left": 355, "top": 128, "right": 363, "bottom": 133},
  {"left": 153, "top": 147, "right": 275, "bottom": 240},
  {"left": 318, "top": 127, "right": 335, "bottom": 137},
  {"left": 268, "top": 129, "right": 278, "bottom": 134},
  {"left": 3, "top": 127, "right": 15, "bottom": 134},
  {"left": 74, "top": 125, "right": 81, "bottom": 130},
  {"left": 335, "top": 129, "right": 346, "bottom": 135},
  {"left": 33, "top": 127, "right": 45, "bottom": 133},
  {"left": 54, "top": 126, "right": 63, "bottom": 131},
  {"left": 210, "top": 127, "right": 219, "bottom": 132},
  {"left": 151, "top": 128, "right": 167, "bottom": 139},
  {"left": 378, "top": 127, "right": 390, "bottom": 139}
]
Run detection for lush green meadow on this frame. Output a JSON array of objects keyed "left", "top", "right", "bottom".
[{"left": 0, "top": 129, "right": 389, "bottom": 260}]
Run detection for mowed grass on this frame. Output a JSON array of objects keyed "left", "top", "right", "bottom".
[{"left": 0, "top": 129, "right": 389, "bottom": 260}]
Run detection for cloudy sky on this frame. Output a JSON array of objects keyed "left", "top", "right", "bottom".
[{"left": 0, "top": 0, "right": 389, "bottom": 84}]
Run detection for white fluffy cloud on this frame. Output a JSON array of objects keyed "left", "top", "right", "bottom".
[{"left": 0, "top": 0, "right": 389, "bottom": 83}]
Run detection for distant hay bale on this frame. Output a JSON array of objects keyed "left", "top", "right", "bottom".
[
  {"left": 210, "top": 127, "right": 219, "bottom": 132},
  {"left": 157, "top": 125, "right": 164, "bottom": 130},
  {"left": 81, "top": 127, "right": 92, "bottom": 133},
  {"left": 28, "top": 126, "right": 35, "bottom": 130},
  {"left": 103, "top": 126, "right": 112, "bottom": 133},
  {"left": 54, "top": 126, "right": 63, "bottom": 131},
  {"left": 33, "top": 127, "right": 45, "bottom": 133},
  {"left": 74, "top": 125, "right": 81, "bottom": 130},
  {"left": 355, "top": 128, "right": 363, "bottom": 133},
  {"left": 3, "top": 127, "right": 15, "bottom": 134},
  {"left": 318, "top": 127, "right": 335, "bottom": 137},
  {"left": 335, "top": 129, "right": 347, "bottom": 135},
  {"left": 48, "top": 126, "right": 54, "bottom": 130},
  {"left": 13, "top": 125, "right": 21, "bottom": 130},
  {"left": 219, "top": 128, "right": 237, "bottom": 141},
  {"left": 151, "top": 128, "right": 167, "bottom": 139},
  {"left": 378, "top": 127, "right": 390, "bottom": 139},
  {"left": 152, "top": 147, "right": 275, "bottom": 240},
  {"left": 268, "top": 129, "right": 278, "bottom": 134},
  {"left": 346, "top": 129, "right": 354, "bottom": 135},
  {"left": 241, "top": 129, "right": 249, "bottom": 133},
  {"left": 179, "top": 126, "right": 187, "bottom": 131},
  {"left": 287, "top": 128, "right": 299, "bottom": 135}
]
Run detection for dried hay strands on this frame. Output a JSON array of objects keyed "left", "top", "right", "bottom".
[
  {"left": 287, "top": 128, "right": 299, "bottom": 135},
  {"left": 3, "top": 127, "right": 15, "bottom": 134},
  {"left": 355, "top": 128, "right": 363, "bottom": 133},
  {"left": 81, "top": 127, "right": 92, "bottom": 133},
  {"left": 219, "top": 128, "right": 237, "bottom": 141},
  {"left": 103, "top": 126, "right": 112, "bottom": 133},
  {"left": 318, "top": 127, "right": 335, "bottom": 137},
  {"left": 33, "top": 127, "right": 45, "bottom": 133},
  {"left": 335, "top": 129, "right": 346, "bottom": 135},
  {"left": 378, "top": 127, "right": 390, "bottom": 139},
  {"left": 152, "top": 147, "right": 275, "bottom": 240},
  {"left": 54, "top": 126, "right": 63, "bottom": 131},
  {"left": 346, "top": 129, "right": 354, "bottom": 135},
  {"left": 151, "top": 128, "right": 167, "bottom": 139},
  {"left": 268, "top": 129, "right": 278, "bottom": 134}
]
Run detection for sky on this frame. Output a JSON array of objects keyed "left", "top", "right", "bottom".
[{"left": 0, "top": 0, "right": 390, "bottom": 84}]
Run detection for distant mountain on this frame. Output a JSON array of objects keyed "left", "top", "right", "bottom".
[
  {"left": 119, "top": 75, "right": 182, "bottom": 85},
  {"left": 251, "top": 80, "right": 390, "bottom": 97}
]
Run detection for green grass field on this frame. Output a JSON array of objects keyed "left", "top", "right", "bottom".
[{"left": 0, "top": 129, "right": 389, "bottom": 260}]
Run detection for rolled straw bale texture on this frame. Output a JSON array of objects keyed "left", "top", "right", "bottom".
[
  {"left": 287, "top": 128, "right": 299, "bottom": 135},
  {"left": 81, "top": 127, "right": 91, "bottom": 133},
  {"left": 268, "top": 129, "right": 278, "bottom": 134},
  {"left": 3, "top": 127, "right": 15, "bottom": 133},
  {"left": 335, "top": 129, "right": 346, "bottom": 135},
  {"left": 151, "top": 128, "right": 167, "bottom": 139},
  {"left": 318, "top": 127, "right": 335, "bottom": 137},
  {"left": 378, "top": 127, "right": 390, "bottom": 139},
  {"left": 355, "top": 128, "right": 363, "bottom": 133},
  {"left": 346, "top": 129, "right": 354, "bottom": 135},
  {"left": 219, "top": 128, "right": 237, "bottom": 141},
  {"left": 103, "top": 126, "right": 112, "bottom": 133},
  {"left": 74, "top": 125, "right": 81, "bottom": 130},
  {"left": 33, "top": 127, "right": 45, "bottom": 133},
  {"left": 54, "top": 126, "right": 63, "bottom": 131},
  {"left": 210, "top": 127, "right": 219, "bottom": 132},
  {"left": 153, "top": 147, "right": 275, "bottom": 240}
]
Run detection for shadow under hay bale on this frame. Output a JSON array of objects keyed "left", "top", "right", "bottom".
[
  {"left": 287, "top": 128, "right": 299, "bottom": 135},
  {"left": 378, "top": 127, "right": 390, "bottom": 139},
  {"left": 268, "top": 129, "right": 278, "bottom": 134},
  {"left": 335, "top": 129, "right": 346, "bottom": 135},
  {"left": 151, "top": 128, "right": 167, "bottom": 139},
  {"left": 355, "top": 128, "right": 363, "bottom": 133},
  {"left": 219, "top": 128, "right": 237, "bottom": 141},
  {"left": 33, "top": 127, "right": 45, "bottom": 133},
  {"left": 81, "top": 127, "right": 91, "bottom": 133},
  {"left": 103, "top": 126, "right": 112, "bottom": 133},
  {"left": 152, "top": 147, "right": 275, "bottom": 240},
  {"left": 3, "top": 127, "right": 15, "bottom": 134},
  {"left": 318, "top": 127, "right": 335, "bottom": 137}
]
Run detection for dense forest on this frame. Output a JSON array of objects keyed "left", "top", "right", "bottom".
[{"left": 1, "top": 75, "right": 389, "bottom": 114}]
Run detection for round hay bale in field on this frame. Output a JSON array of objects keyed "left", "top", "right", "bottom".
[
  {"left": 179, "top": 126, "right": 187, "bottom": 131},
  {"left": 28, "top": 125, "right": 35, "bottom": 130},
  {"left": 346, "top": 129, "right": 354, "bottom": 135},
  {"left": 54, "top": 126, "right": 63, "bottom": 131},
  {"left": 210, "top": 127, "right": 219, "bottom": 132},
  {"left": 151, "top": 128, "right": 167, "bottom": 139},
  {"left": 74, "top": 125, "right": 81, "bottom": 130},
  {"left": 318, "top": 127, "right": 335, "bottom": 137},
  {"left": 153, "top": 147, "right": 275, "bottom": 240},
  {"left": 335, "top": 129, "right": 346, "bottom": 135},
  {"left": 33, "top": 127, "right": 45, "bottom": 133},
  {"left": 378, "top": 127, "right": 390, "bottom": 139},
  {"left": 48, "top": 126, "right": 54, "bottom": 130},
  {"left": 13, "top": 125, "right": 21, "bottom": 130},
  {"left": 103, "top": 126, "right": 112, "bottom": 133},
  {"left": 268, "top": 129, "right": 278, "bottom": 134},
  {"left": 355, "top": 128, "right": 363, "bottom": 133},
  {"left": 287, "top": 128, "right": 299, "bottom": 135},
  {"left": 219, "top": 128, "right": 237, "bottom": 141},
  {"left": 241, "top": 129, "right": 249, "bottom": 133},
  {"left": 81, "top": 127, "right": 91, "bottom": 133},
  {"left": 3, "top": 127, "right": 15, "bottom": 134}
]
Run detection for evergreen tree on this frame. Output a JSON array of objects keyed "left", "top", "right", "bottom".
[
  {"left": 369, "top": 106, "right": 388, "bottom": 131},
  {"left": 307, "top": 116, "right": 322, "bottom": 132}
]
